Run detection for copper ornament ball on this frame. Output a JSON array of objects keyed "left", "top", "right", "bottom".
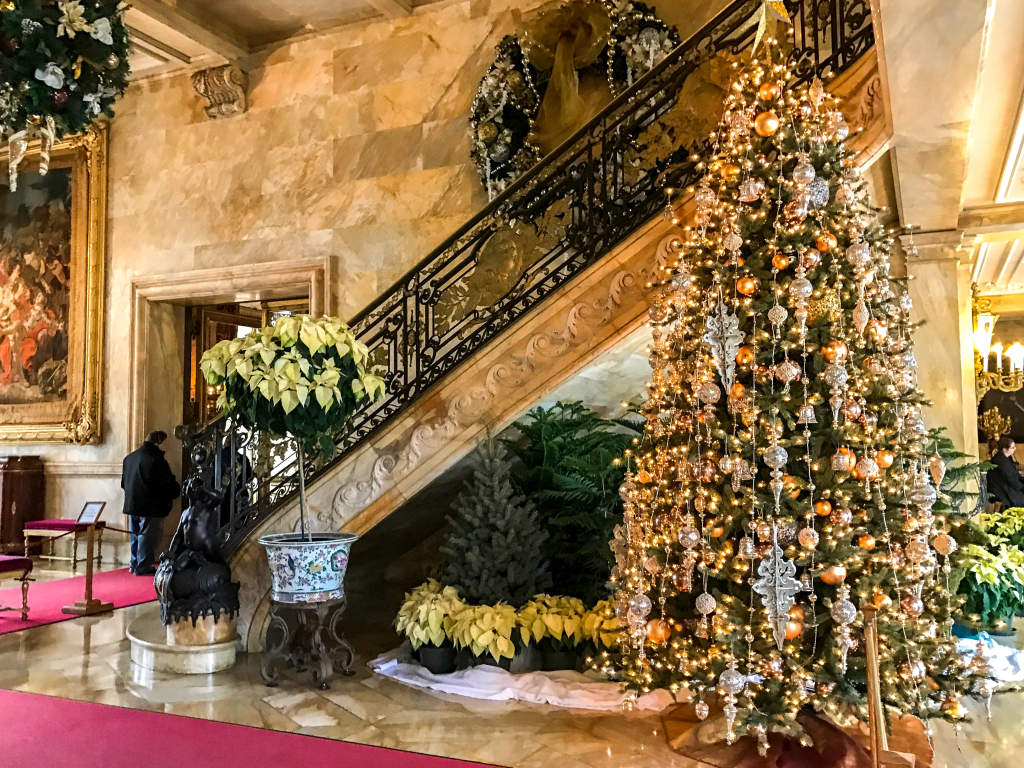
[
  {"left": 801, "top": 248, "right": 822, "bottom": 269},
  {"left": 820, "top": 565, "right": 847, "bottom": 585},
  {"left": 785, "top": 620, "right": 804, "bottom": 640},
  {"left": 813, "top": 499, "right": 833, "bottom": 517},
  {"left": 876, "top": 449, "right": 895, "bottom": 469},
  {"left": 754, "top": 111, "right": 780, "bottom": 137},
  {"left": 646, "top": 618, "right": 672, "bottom": 644},
  {"left": 735, "top": 345, "right": 755, "bottom": 365},
  {"left": 858, "top": 534, "right": 876, "bottom": 551},
  {"left": 758, "top": 81, "right": 781, "bottom": 101},
  {"left": 772, "top": 252, "right": 792, "bottom": 270}
]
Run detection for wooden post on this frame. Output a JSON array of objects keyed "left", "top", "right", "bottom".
[
  {"left": 861, "top": 606, "right": 916, "bottom": 768},
  {"left": 61, "top": 523, "right": 113, "bottom": 616}
]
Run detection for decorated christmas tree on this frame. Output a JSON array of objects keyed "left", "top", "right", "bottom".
[
  {"left": 442, "top": 439, "right": 551, "bottom": 605},
  {"left": 610, "top": 42, "right": 987, "bottom": 750}
]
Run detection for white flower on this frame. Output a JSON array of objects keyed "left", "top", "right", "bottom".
[
  {"left": 89, "top": 17, "right": 113, "bottom": 45},
  {"left": 34, "top": 63, "right": 65, "bottom": 90},
  {"left": 57, "top": 0, "right": 92, "bottom": 38},
  {"left": 83, "top": 92, "right": 102, "bottom": 115}
]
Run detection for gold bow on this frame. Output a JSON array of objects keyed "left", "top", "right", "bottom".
[{"left": 523, "top": 0, "right": 613, "bottom": 155}]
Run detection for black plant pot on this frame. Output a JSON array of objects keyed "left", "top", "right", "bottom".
[
  {"left": 541, "top": 648, "right": 578, "bottom": 671},
  {"left": 455, "top": 647, "right": 478, "bottom": 670},
  {"left": 509, "top": 641, "right": 541, "bottom": 674},
  {"left": 417, "top": 643, "right": 457, "bottom": 674}
]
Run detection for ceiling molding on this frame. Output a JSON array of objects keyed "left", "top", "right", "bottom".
[
  {"left": 129, "top": 0, "right": 250, "bottom": 63},
  {"left": 959, "top": 201, "right": 1024, "bottom": 236},
  {"left": 365, "top": 0, "right": 413, "bottom": 18}
]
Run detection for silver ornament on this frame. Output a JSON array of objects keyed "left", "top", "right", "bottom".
[
  {"left": 753, "top": 527, "right": 802, "bottom": 651},
  {"left": 808, "top": 176, "right": 829, "bottom": 208},
  {"left": 696, "top": 592, "right": 717, "bottom": 616},
  {"left": 798, "top": 527, "right": 819, "bottom": 549},
  {"left": 629, "top": 593, "right": 653, "bottom": 618},
  {"left": 763, "top": 444, "right": 789, "bottom": 469}
]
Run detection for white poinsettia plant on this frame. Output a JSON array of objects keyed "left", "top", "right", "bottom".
[{"left": 199, "top": 314, "right": 385, "bottom": 458}]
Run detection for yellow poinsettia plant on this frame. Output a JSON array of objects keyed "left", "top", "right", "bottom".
[
  {"left": 581, "top": 599, "right": 623, "bottom": 649},
  {"left": 394, "top": 579, "right": 466, "bottom": 650},
  {"left": 199, "top": 314, "right": 385, "bottom": 457},
  {"left": 517, "top": 594, "right": 587, "bottom": 651},
  {"left": 447, "top": 603, "right": 519, "bottom": 662}
]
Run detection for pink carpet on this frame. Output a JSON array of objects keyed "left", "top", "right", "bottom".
[
  {"left": 0, "top": 568, "right": 155, "bottom": 634},
  {"left": 0, "top": 689, "right": 498, "bottom": 768}
]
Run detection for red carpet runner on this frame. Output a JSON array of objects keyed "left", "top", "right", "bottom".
[
  {"left": 0, "top": 568, "right": 156, "bottom": 634},
  {"left": 0, "top": 689, "right": 497, "bottom": 768}
]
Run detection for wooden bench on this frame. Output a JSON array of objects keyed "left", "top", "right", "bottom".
[{"left": 23, "top": 502, "right": 106, "bottom": 570}]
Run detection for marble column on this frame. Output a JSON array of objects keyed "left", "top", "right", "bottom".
[{"left": 902, "top": 231, "right": 979, "bottom": 458}]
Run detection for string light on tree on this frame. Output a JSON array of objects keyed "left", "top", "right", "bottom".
[{"left": 609, "top": 40, "right": 991, "bottom": 751}]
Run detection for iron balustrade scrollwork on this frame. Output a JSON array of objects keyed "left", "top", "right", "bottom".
[{"left": 182, "top": 0, "right": 875, "bottom": 555}]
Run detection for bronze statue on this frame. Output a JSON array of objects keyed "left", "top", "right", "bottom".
[{"left": 155, "top": 444, "right": 240, "bottom": 627}]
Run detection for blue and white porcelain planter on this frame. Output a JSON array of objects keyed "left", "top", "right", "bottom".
[{"left": 258, "top": 532, "right": 358, "bottom": 604}]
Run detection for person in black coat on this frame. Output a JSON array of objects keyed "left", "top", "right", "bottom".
[
  {"left": 121, "top": 430, "right": 181, "bottom": 575},
  {"left": 987, "top": 436, "right": 1024, "bottom": 509}
]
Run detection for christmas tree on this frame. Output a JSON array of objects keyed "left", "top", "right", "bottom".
[
  {"left": 610, "top": 42, "right": 985, "bottom": 750},
  {"left": 442, "top": 439, "right": 552, "bottom": 605}
]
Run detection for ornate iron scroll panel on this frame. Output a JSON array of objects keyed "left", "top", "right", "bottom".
[{"left": 185, "top": 0, "right": 874, "bottom": 555}]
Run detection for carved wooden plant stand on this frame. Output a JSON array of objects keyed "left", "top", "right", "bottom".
[{"left": 260, "top": 597, "right": 356, "bottom": 689}]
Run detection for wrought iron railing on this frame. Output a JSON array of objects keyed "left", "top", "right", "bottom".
[{"left": 181, "top": 0, "right": 874, "bottom": 556}]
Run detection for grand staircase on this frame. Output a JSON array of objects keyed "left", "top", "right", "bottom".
[{"left": 180, "top": 0, "right": 878, "bottom": 647}]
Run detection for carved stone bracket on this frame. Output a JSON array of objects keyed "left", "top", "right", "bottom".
[{"left": 192, "top": 64, "right": 248, "bottom": 119}]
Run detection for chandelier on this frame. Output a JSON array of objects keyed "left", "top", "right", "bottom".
[{"left": 974, "top": 294, "right": 1024, "bottom": 398}]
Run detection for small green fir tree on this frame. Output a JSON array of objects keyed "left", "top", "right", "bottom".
[{"left": 442, "top": 439, "right": 551, "bottom": 605}]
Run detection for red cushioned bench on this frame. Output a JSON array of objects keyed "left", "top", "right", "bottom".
[
  {"left": 23, "top": 502, "right": 107, "bottom": 570},
  {"left": 0, "top": 555, "right": 32, "bottom": 620}
]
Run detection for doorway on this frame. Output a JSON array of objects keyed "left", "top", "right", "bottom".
[{"left": 182, "top": 297, "right": 309, "bottom": 428}]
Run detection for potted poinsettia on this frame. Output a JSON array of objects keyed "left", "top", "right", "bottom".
[
  {"left": 200, "top": 314, "right": 385, "bottom": 603},
  {"left": 395, "top": 580, "right": 465, "bottom": 674}
]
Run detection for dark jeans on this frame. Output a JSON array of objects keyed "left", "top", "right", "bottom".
[{"left": 128, "top": 516, "right": 163, "bottom": 573}]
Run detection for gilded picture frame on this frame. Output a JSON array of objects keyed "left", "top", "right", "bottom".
[{"left": 0, "top": 126, "right": 106, "bottom": 444}]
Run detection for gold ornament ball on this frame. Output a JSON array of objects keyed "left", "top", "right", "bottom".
[
  {"left": 772, "top": 252, "right": 792, "bottom": 270},
  {"left": 709, "top": 525, "right": 725, "bottom": 538},
  {"left": 785, "top": 620, "right": 804, "bottom": 640},
  {"left": 721, "top": 162, "right": 741, "bottom": 180},
  {"left": 754, "top": 111, "right": 780, "bottom": 137},
  {"left": 933, "top": 532, "right": 957, "bottom": 556},
  {"left": 822, "top": 340, "right": 849, "bottom": 363},
  {"left": 816, "top": 232, "right": 838, "bottom": 252},
  {"left": 858, "top": 534, "right": 876, "bottom": 551},
  {"left": 758, "top": 81, "right": 781, "bottom": 101},
  {"left": 872, "top": 590, "right": 892, "bottom": 609},
  {"left": 736, "top": 345, "right": 755, "bottom": 365},
  {"left": 646, "top": 618, "right": 672, "bottom": 645},
  {"left": 820, "top": 565, "right": 847, "bottom": 585},
  {"left": 868, "top": 319, "right": 889, "bottom": 341},
  {"left": 736, "top": 275, "right": 758, "bottom": 295},
  {"left": 477, "top": 122, "right": 498, "bottom": 143},
  {"left": 105, "top": 53, "right": 121, "bottom": 69},
  {"left": 788, "top": 605, "right": 805, "bottom": 622},
  {"left": 876, "top": 449, "right": 895, "bottom": 469},
  {"left": 814, "top": 499, "right": 833, "bottom": 517},
  {"left": 729, "top": 381, "right": 746, "bottom": 399}
]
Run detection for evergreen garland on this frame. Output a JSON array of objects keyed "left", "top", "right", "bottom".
[{"left": 441, "top": 439, "right": 551, "bottom": 605}]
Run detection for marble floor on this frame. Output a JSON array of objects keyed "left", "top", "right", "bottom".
[{"left": 0, "top": 594, "right": 1022, "bottom": 767}]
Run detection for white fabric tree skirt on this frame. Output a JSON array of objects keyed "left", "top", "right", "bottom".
[
  {"left": 369, "top": 647, "right": 674, "bottom": 711},
  {"left": 372, "top": 635, "right": 1024, "bottom": 711}
]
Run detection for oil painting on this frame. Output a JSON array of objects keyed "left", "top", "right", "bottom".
[{"left": 0, "top": 128, "right": 105, "bottom": 443}]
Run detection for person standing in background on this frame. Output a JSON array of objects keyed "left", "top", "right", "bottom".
[
  {"left": 121, "top": 429, "right": 181, "bottom": 575},
  {"left": 988, "top": 436, "right": 1024, "bottom": 509}
]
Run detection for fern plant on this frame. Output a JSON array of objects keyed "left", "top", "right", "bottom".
[{"left": 505, "top": 401, "right": 641, "bottom": 604}]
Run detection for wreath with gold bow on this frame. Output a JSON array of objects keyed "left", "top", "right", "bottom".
[{"left": 471, "top": 0, "right": 679, "bottom": 199}]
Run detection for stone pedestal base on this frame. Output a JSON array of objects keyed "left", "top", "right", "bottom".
[
  {"left": 167, "top": 614, "right": 236, "bottom": 646},
  {"left": 128, "top": 611, "right": 237, "bottom": 675}
]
